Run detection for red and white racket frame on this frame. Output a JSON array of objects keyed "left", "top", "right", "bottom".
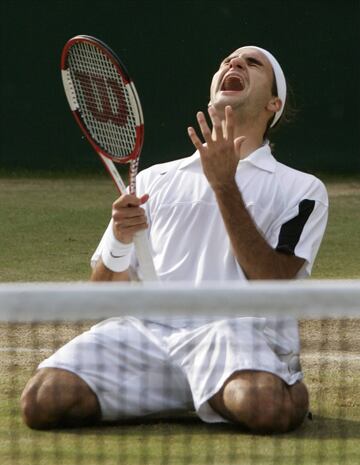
[
  {"left": 61, "top": 35, "right": 157, "bottom": 281},
  {"left": 61, "top": 35, "right": 144, "bottom": 190}
]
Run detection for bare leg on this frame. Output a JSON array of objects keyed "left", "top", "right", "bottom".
[
  {"left": 209, "top": 370, "right": 309, "bottom": 433},
  {"left": 20, "top": 368, "right": 101, "bottom": 430}
]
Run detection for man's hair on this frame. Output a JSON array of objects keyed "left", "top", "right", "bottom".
[{"left": 264, "top": 73, "right": 297, "bottom": 141}]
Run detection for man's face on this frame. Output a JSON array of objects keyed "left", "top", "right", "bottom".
[{"left": 209, "top": 47, "right": 275, "bottom": 116}]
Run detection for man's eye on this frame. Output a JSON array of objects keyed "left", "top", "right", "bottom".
[{"left": 248, "top": 59, "right": 261, "bottom": 67}]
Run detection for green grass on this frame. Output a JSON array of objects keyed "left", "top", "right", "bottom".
[
  {"left": 0, "top": 177, "right": 115, "bottom": 281},
  {"left": 1, "top": 399, "right": 359, "bottom": 465},
  {"left": 2, "top": 369, "right": 360, "bottom": 465},
  {"left": 312, "top": 178, "right": 360, "bottom": 278},
  {"left": 0, "top": 175, "right": 359, "bottom": 464}
]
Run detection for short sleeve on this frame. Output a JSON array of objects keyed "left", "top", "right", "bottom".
[{"left": 271, "top": 180, "right": 329, "bottom": 277}]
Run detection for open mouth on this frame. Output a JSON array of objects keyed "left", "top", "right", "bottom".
[{"left": 221, "top": 74, "right": 245, "bottom": 91}]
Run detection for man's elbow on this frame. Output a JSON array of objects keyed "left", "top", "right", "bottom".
[{"left": 245, "top": 253, "right": 305, "bottom": 280}]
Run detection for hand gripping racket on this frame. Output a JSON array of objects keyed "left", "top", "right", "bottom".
[{"left": 61, "top": 35, "right": 157, "bottom": 281}]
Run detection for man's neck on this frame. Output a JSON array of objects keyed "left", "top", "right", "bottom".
[
  {"left": 220, "top": 119, "right": 266, "bottom": 160},
  {"left": 236, "top": 132, "right": 266, "bottom": 160}
]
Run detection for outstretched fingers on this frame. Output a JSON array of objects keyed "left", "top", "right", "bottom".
[
  {"left": 196, "top": 111, "right": 213, "bottom": 145},
  {"left": 188, "top": 108, "right": 223, "bottom": 152},
  {"left": 208, "top": 106, "right": 224, "bottom": 142},
  {"left": 225, "top": 105, "right": 234, "bottom": 141},
  {"left": 187, "top": 126, "right": 206, "bottom": 153}
]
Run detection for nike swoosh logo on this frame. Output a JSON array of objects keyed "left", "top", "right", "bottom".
[{"left": 110, "top": 252, "right": 126, "bottom": 258}]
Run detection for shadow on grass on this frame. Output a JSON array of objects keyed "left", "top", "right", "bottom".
[{"left": 58, "top": 412, "right": 360, "bottom": 439}]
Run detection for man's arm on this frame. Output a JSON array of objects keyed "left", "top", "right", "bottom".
[
  {"left": 188, "top": 105, "right": 304, "bottom": 280},
  {"left": 212, "top": 181, "right": 304, "bottom": 279}
]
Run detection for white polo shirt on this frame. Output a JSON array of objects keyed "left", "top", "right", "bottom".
[{"left": 91, "top": 143, "right": 328, "bottom": 283}]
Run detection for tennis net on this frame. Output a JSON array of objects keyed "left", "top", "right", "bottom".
[{"left": 1, "top": 280, "right": 359, "bottom": 465}]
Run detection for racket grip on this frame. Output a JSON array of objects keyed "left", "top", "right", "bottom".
[{"left": 133, "top": 230, "right": 158, "bottom": 281}]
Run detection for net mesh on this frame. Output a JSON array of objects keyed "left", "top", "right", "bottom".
[
  {"left": 1, "top": 281, "right": 359, "bottom": 465},
  {"left": 67, "top": 41, "right": 139, "bottom": 159}
]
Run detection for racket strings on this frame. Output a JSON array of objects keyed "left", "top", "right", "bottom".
[{"left": 67, "top": 42, "right": 139, "bottom": 159}]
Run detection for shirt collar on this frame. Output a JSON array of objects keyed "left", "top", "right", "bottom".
[
  {"left": 178, "top": 142, "right": 276, "bottom": 173},
  {"left": 240, "top": 143, "right": 276, "bottom": 173}
]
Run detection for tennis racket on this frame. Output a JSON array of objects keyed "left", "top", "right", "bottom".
[{"left": 61, "top": 35, "right": 157, "bottom": 281}]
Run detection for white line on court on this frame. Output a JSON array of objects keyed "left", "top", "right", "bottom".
[
  {"left": 0, "top": 348, "right": 359, "bottom": 363},
  {"left": 302, "top": 353, "right": 360, "bottom": 363},
  {"left": 0, "top": 347, "right": 53, "bottom": 353}
]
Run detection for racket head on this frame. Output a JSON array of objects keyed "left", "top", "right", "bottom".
[{"left": 61, "top": 35, "right": 144, "bottom": 164}]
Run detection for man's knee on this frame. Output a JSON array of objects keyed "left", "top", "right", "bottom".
[
  {"left": 225, "top": 372, "right": 290, "bottom": 433},
  {"left": 20, "top": 368, "right": 100, "bottom": 430},
  {"left": 21, "top": 368, "right": 69, "bottom": 429},
  {"left": 287, "top": 380, "right": 309, "bottom": 429},
  {"left": 210, "top": 371, "right": 308, "bottom": 434}
]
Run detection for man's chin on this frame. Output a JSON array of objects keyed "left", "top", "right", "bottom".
[
  {"left": 211, "top": 93, "right": 243, "bottom": 109},
  {"left": 210, "top": 99, "right": 236, "bottom": 113}
]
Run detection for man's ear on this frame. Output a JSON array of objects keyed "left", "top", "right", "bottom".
[{"left": 266, "top": 96, "right": 282, "bottom": 113}]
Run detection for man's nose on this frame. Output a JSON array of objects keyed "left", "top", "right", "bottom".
[{"left": 229, "top": 56, "right": 245, "bottom": 69}]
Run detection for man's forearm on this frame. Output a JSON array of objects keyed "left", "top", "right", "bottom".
[
  {"left": 213, "top": 181, "right": 304, "bottom": 280},
  {"left": 90, "top": 259, "right": 131, "bottom": 282}
]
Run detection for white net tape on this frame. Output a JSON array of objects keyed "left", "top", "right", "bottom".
[{"left": 1, "top": 280, "right": 359, "bottom": 322}]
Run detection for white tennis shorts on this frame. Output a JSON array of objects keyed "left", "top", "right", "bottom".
[{"left": 38, "top": 316, "right": 303, "bottom": 423}]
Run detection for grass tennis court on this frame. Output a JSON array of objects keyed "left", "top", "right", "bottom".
[{"left": 0, "top": 175, "right": 359, "bottom": 464}]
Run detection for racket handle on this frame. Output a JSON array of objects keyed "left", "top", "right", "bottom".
[
  {"left": 133, "top": 230, "right": 158, "bottom": 281},
  {"left": 99, "top": 155, "right": 157, "bottom": 281}
]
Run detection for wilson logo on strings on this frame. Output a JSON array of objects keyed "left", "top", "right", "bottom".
[{"left": 74, "top": 72, "right": 128, "bottom": 126}]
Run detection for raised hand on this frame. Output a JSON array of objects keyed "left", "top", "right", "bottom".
[{"left": 187, "top": 105, "right": 246, "bottom": 190}]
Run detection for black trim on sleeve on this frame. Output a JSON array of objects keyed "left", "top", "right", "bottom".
[{"left": 276, "top": 199, "right": 316, "bottom": 255}]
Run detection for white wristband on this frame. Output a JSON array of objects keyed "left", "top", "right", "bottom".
[{"left": 101, "top": 228, "right": 134, "bottom": 273}]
